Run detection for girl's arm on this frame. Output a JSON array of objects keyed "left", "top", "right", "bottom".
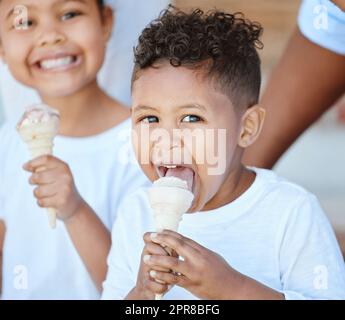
[{"left": 64, "top": 201, "right": 111, "bottom": 292}]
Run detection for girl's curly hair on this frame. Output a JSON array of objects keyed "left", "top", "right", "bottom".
[{"left": 133, "top": 6, "right": 264, "bottom": 109}]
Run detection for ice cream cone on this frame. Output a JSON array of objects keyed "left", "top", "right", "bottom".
[
  {"left": 147, "top": 176, "right": 194, "bottom": 300},
  {"left": 17, "top": 104, "right": 60, "bottom": 229}
]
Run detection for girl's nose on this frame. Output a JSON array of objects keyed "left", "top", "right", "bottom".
[{"left": 38, "top": 29, "right": 66, "bottom": 47}]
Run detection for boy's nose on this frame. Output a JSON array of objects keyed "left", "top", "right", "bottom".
[{"left": 151, "top": 132, "right": 185, "bottom": 164}]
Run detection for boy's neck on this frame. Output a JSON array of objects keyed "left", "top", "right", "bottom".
[
  {"left": 40, "top": 80, "right": 129, "bottom": 137},
  {"left": 202, "top": 163, "right": 256, "bottom": 212}
]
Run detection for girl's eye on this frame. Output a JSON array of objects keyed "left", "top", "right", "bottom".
[
  {"left": 141, "top": 116, "right": 159, "bottom": 124},
  {"left": 14, "top": 19, "right": 33, "bottom": 29},
  {"left": 181, "top": 115, "right": 202, "bottom": 123},
  {"left": 61, "top": 11, "right": 81, "bottom": 21}
]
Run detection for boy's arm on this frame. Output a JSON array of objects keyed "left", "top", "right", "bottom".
[
  {"left": 0, "top": 220, "right": 5, "bottom": 296},
  {"left": 143, "top": 231, "right": 284, "bottom": 300},
  {"left": 64, "top": 202, "right": 111, "bottom": 293},
  {"left": 146, "top": 195, "right": 345, "bottom": 300},
  {"left": 243, "top": 29, "right": 345, "bottom": 169}
]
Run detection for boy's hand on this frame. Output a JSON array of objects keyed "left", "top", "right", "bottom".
[
  {"left": 129, "top": 233, "right": 173, "bottom": 300},
  {"left": 143, "top": 230, "right": 244, "bottom": 300},
  {"left": 23, "top": 155, "right": 84, "bottom": 222}
]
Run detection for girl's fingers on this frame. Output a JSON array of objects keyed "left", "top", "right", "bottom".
[
  {"left": 36, "top": 196, "right": 58, "bottom": 209},
  {"left": 23, "top": 155, "right": 61, "bottom": 172},
  {"left": 29, "top": 170, "right": 59, "bottom": 185},
  {"left": 33, "top": 184, "right": 58, "bottom": 199}
]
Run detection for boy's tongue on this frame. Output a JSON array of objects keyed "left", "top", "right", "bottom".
[{"left": 165, "top": 167, "right": 194, "bottom": 191}]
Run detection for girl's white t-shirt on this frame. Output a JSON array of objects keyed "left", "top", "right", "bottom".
[
  {"left": 298, "top": 0, "right": 345, "bottom": 55},
  {"left": 102, "top": 167, "right": 345, "bottom": 300},
  {"left": 0, "top": 118, "right": 150, "bottom": 300}
]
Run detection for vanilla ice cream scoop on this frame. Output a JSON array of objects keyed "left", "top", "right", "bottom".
[
  {"left": 17, "top": 104, "right": 60, "bottom": 229},
  {"left": 17, "top": 104, "right": 60, "bottom": 158},
  {"left": 148, "top": 176, "right": 194, "bottom": 232}
]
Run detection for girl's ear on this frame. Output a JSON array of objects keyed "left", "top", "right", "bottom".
[
  {"left": 101, "top": 6, "right": 114, "bottom": 44},
  {"left": 238, "top": 105, "right": 266, "bottom": 148}
]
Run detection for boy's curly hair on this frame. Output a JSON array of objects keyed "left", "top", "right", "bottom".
[{"left": 133, "top": 6, "right": 263, "bottom": 109}]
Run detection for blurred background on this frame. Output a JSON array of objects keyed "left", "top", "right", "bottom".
[{"left": 0, "top": 0, "right": 344, "bottom": 254}]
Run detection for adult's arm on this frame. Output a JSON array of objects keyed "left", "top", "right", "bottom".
[{"left": 243, "top": 28, "right": 345, "bottom": 169}]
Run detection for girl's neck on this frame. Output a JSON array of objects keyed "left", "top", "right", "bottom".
[{"left": 40, "top": 80, "right": 130, "bottom": 137}]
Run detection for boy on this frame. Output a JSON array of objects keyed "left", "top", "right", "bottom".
[
  {"left": 0, "top": 0, "right": 149, "bottom": 299},
  {"left": 102, "top": 7, "right": 345, "bottom": 299}
]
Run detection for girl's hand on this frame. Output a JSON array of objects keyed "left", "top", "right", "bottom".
[{"left": 23, "top": 155, "right": 84, "bottom": 222}]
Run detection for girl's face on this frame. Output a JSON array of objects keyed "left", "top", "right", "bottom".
[{"left": 0, "top": 0, "right": 113, "bottom": 98}]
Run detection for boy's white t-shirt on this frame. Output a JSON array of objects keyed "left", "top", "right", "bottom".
[
  {"left": 0, "top": 119, "right": 150, "bottom": 300},
  {"left": 298, "top": 0, "right": 345, "bottom": 55},
  {"left": 102, "top": 167, "right": 345, "bottom": 300}
]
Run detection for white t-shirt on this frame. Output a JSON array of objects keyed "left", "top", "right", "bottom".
[
  {"left": 0, "top": 119, "right": 150, "bottom": 300},
  {"left": 102, "top": 167, "right": 345, "bottom": 300},
  {"left": 298, "top": 0, "right": 345, "bottom": 55},
  {"left": 0, "top": 0, "right": 170, "bottom": 122}
]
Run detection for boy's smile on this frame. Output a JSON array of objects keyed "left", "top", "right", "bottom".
[
  {"left": 132, "top": 62, "right": 257, "bottom": 213},
  {"left": 0, "top": 0, "right": 112, "bottom": 98}
]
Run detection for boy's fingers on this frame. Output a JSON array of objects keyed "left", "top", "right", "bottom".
[
  {"left": 144, "top": 241, "right": 169, "bottom": 256},
  {"left": 145, "top": 278, "right": 168, "bottom": 295},
  {"left": 160, "top": 230, "right": 202, "bottom": 251},
  {"left": 143, "top": 243, "right": 171, "bottom": 273},
  {"left": 143, "top": 254, "right": 188, "bottom": 276},
  {"left": 150, "top": 270, "right": 188, "bottom": 287},
  {"left": 150, "top": 232, "right": 200, "bottom": 259}
]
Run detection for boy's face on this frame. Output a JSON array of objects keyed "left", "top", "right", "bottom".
[
  {"left": 0, "top": 0, "right": 112, "bottom": 98},
  {"left": 132, "top": 63, "right": 261, "bottom": 212}
]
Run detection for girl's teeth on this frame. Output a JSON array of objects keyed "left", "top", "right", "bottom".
[{"left": 40, "top": 56, "right": 75, "bottom": 70}]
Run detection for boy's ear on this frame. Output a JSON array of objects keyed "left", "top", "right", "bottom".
[
  {"left": 238, "top": 105, "right": 266, "bottom": 148},
  {"left": 101, "top": 6, "right": 114, "bottom": 44}
]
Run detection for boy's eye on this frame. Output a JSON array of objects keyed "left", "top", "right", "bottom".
[
  {"left": 141, "top": 116, "right": 159, "bottom": 124},
  {"left": 181, "top": 115, "right": 202, "bottom": 123},
  {"left": 61, "top": 11, "right": 81, "bottom": 21}
]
